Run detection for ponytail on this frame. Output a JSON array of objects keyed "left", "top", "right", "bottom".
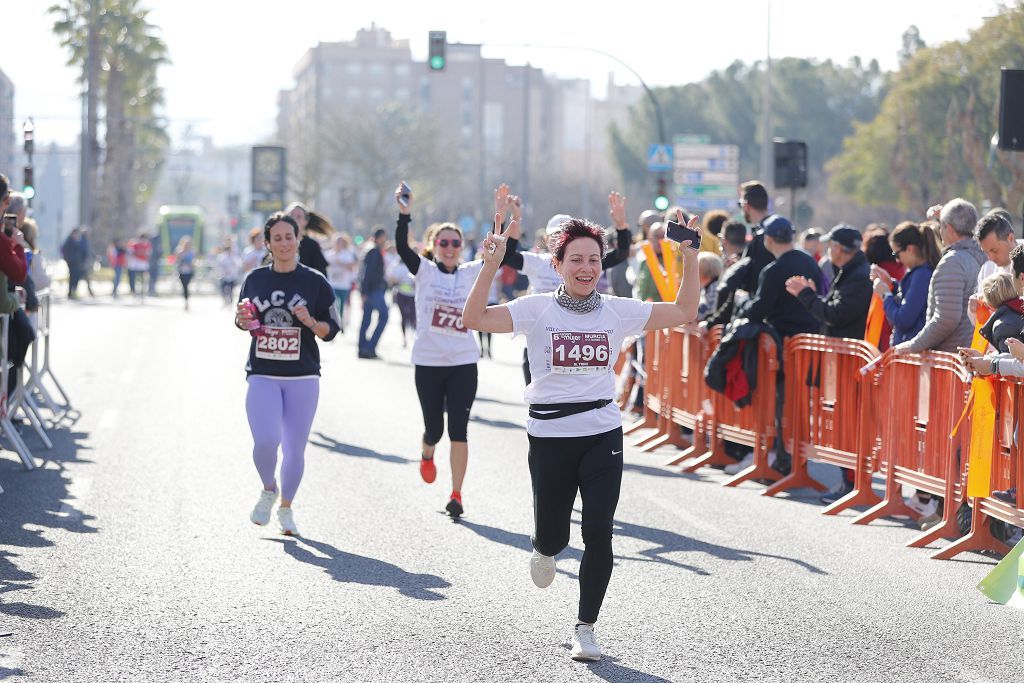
[{"left": 892, "top": 220, "right": 943, "bottom": 269}]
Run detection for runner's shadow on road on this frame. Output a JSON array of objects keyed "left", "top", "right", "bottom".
[
  {"left": 474, "top": 395, "right": 524, "bottom": 409},
  {"left": 310, "top": 432, "right": 411, "bottom": 465},
  {"left": 269, "top": 537, "right": 450, "bottom": 601},
  {"left": 622, "top": 462, "right": 689, "bottom": 479},
  {"left": 556, "top": 649, "right": 671, "bottom": 683},
  {"left": 590, "top": 515, "right": 826, "bottom": 576},
  {"left": 469, "top": 415, "right": 524, "bottom": 431},
  {"left": 453, "top": 519, "right": 582, "bottom": 580}
]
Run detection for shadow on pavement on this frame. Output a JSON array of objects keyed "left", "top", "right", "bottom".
[
  {"left": 310, "top": 432, "right": 411, "bottom": 464},
  {"left": 474, "top": 395, "right": 524, "bottom": 409},
  {"left": 622, "top": 462, "right": 688, "bottom": 479},
  {"left": 0, "top": 426, "right": 93, "bottom": 645},
  {"left": 597, "top": 516, "right": 827, "bottom": 576},
  {"left": 453, "top": 519, "right": 582, "bottom": 580},
  {"left": 469, "top": 415, "right": 524, "bottom": 431},
  {"left": 270, "top": 537, "right": 450, "bottom": 601}
]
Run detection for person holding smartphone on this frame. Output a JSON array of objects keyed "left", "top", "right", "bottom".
[
  {"left": 235, "top": 212, "right": 340, "bottom": 536},
  {"left": 462, "top": 209, "right": 699, "bottom": 662}
]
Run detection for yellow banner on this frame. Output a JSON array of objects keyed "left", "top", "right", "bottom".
[
  {"left": 964, "top": 302, "right": 996, "bottom": 498},
  {"left": 660, "top": 239, "right": 681, "bottom": 291},
  {"left": 864, "top": 294, "right": 885, "bottom": 349},
  {"left": 641, "top": 243, "right": 675, "bottom": 302}
]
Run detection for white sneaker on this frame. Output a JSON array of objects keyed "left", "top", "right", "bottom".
[
  {"left": 277, "top": 507, "right": 299, "bottom": 536},
  {"left": 905, "top": 495, "right": 938, "bottom": 518},
  {"left": 250, "top": 488, "right": 279, "bottom": 526},
  {"left": 724, "top": 451, "right": 754, "bottom": 475},
  {"left": 530, "top": 549, "right": 556, "bottom": 588},
  {"left": 571, "top": 623, "right": 601, "bottom": 661}
]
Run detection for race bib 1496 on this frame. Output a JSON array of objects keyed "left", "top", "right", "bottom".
[{"left": 550, "top": 332, "right": 610, "bottom": 374}]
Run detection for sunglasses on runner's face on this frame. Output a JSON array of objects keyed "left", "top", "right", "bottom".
[{"left": 435, "top": 239, "right": 461, "bottom": 248}]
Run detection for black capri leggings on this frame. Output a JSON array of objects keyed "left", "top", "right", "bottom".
[
  {"left": 528, "top": 427, "right": 623, "bottom": 624},
  {"left": 414, "top": 363, "right": 478, "bottom": 445}
]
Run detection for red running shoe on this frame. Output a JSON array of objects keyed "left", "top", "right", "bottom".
[{"left": 420, "top": 455, "right": 436, "bottom": 484}]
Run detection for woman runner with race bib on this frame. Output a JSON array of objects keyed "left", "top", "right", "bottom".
[
  {"left": 235, "top": 212, "right": 341, "bottom": 536},
  {"left": 393, "top": 183, "right": 517, "bottom": 518},
  {"left": 462, "top": 208, "right": 700, "bottom": 662}
]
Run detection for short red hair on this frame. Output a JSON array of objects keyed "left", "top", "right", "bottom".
[{"left": 550, "top": 218, "right": 605, "bottom": 261}]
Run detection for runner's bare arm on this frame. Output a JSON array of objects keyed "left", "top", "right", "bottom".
[
  {"left": 463, "top": 213, "right": 514, "bottom": 333},
  {"left": 645, "top": 212, "right": 701, "bottom": 329}
]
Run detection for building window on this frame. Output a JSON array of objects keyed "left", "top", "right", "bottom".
[
  {"left": 484, "top": 102, "right": 503, "bottom": 152},
  {"left": 394, "top": 63, "right": 410, "bottom": 77},
  {"left": 368, "top": 62, "right": 385, "bottom": 76},
  {"left": 347, "top": 87, "right": 363, "bottom": 100},
  {"left": 395, "top": 88, "right": 410, "bottom": 100},
  {"left": 346, "top": 62, "right": 363, "bottom": 75},
  {"left": 369, "top": 88, "right": 384, "bottom": 100}
]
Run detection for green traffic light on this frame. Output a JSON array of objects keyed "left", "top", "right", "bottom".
[
  {"left": 654, "top": 195, "right": 669, "bottom": 211},
  {"left": 23, "top": 186, "right": 35, "bottom": 200},
  {"left": 430, "top": 55, "right": 445, "bottom": 70}
]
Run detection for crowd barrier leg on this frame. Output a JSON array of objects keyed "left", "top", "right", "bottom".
[
  {"left": 930, "top": 502, "right": 1011, "bottom": 560},
  {"left": 905, "top": 455, "right": 962, "bottom": 548},
  {"left": 10, "top": 378, "right": 53, "bottom": 450},
  {"left": 36, "top": 291, "right": 76, "bottom": 418},
  {"left": 638, "top": 330, "right": 692, "bottom": 453}
]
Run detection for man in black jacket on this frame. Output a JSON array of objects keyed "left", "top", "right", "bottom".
[
  {"left": 785, "top": 225, "right": 872, "bottom": 340},
  {"left": 784, "top": 224, "right": 872, "bottom": 504},
  {"left": 357, "top": 228, "right": 389, "bottom": 359},
  {"left": 735, "top": 215, "right": 822, "bottom": 338}
]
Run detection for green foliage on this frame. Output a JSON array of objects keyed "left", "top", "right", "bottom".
[
  {"left": 611, "top": 57, "right": 883, "bottom": 189},
  {"left": 829, "top": 3, "right": 1024, "bottom": 214}
]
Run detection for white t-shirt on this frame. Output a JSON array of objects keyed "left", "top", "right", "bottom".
[
  {"left": 327, "top": 247, "right": 359, "bottom": 290},
  {"left": 507, "top": 293, "right": 653, "bottom": 437},
  {"left": 412, "top": 257, "right": 484, "bottom": 367},
  {"left": 521, "top": 251, "right": 565, "bottom": 294}
]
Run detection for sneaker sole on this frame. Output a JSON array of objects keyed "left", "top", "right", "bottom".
[
  {"left": 571, "top": 652, "right": 601, "bottom": 662},
  {"left": 445, "top": 500, "right": 463, "bottom": 517}
]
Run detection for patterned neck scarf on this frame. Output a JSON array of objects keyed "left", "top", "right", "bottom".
[{"left": 555, "top": 284, "right": 602, "bottom": 314}]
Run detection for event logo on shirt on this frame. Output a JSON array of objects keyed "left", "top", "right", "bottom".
[{"left": 250, "top": 290, "right": 308, "bottom": 327}]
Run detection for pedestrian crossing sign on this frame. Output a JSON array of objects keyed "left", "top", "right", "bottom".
[{"left": 647, "top": 144, "right": 673, "bottom": 172}]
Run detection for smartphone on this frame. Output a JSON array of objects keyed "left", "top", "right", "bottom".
[
  {"left": 2, "top": 213, "right": 16, "bottom": 237},
  {"left": 398, "top": 181, "right": 411, "bottom": 208},
  {"left": 665, "top": 220, "right": 701, "bottom": 250}
]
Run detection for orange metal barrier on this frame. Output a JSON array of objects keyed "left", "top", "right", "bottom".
[
  {"left": 679, "top": 327, "right": 782, "bottom": 486},
  {"left": 623, "top": 330, "right": 660, "bottom": 437},
  {"left": 931, "top": 375, "right": 1024, "bottom": 560},
  {"left": 850, "top": 350, "right": 972, "bottom": 550},
  {"left": 631, "top": 328, "right": 693, "bottom": 452},
  {"left": 764, "top": 334, "right": 880, "bottom": 512}
]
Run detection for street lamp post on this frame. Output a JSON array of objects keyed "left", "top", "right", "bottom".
[{"left": 23, "top": 118, "right": 35, "bottom": 208}]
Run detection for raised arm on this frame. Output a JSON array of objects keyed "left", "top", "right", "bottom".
[
  {"left": 645, "top": 212, "right": 701, "bottom": 329},
  {"left": 463, "top": 213, "right": 515, "bottom": 334},
  {"left": 492, "top": 184, "right": 524, "bottom": 270},
  {"left": 393, "top": 183, "right": 420, "bottom": 274},
  {"left": 601, "top": 191, "right": 632, "bottom": 269}
]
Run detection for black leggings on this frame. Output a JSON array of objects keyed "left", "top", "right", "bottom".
[
  {"left": 179, "top": 273, "right": 193, "bottom": 300},
  {"left": 528, "top": 427, "right": 623, "bottom": 624},
  {"left": 414, "top": 363, "right": 478, "bottom": 445}
]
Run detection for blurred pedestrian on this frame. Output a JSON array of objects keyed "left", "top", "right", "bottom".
[
  {"left": 107, "top": 238, "right": 127, "bottom": 298},
  {"left": 147, "top": 231, "right": 162, "bottom": 296},
  {"left": 287, "top": 202, "right": 332, "bottom": 278},
  {"left": 215, "top": 238, "right": 242, "bottom": 306},
  {"left": 326, "top": 232, "right": 358, "bottom": 332},
  {"left": 175, "top": 236, "right": 195, "bottom": 311},
  {"left": 61, "top": 228, "right": 84, "bottom": 298},
  {"left": 241, "top": 227, "right": 267, "bottom": 274},
  {"left": 357, "top": 227, "right": 389, "bottom": 359},
  {"left": 126, "top": 232, "right": 152, "bottom": 297}
]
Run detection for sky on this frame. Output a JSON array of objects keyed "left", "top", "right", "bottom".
[{"left": 0, "top": 0, "right": 1008, "bottom": 149}]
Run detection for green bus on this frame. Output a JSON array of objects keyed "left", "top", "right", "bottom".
[{"left": 158, "top": 205, "right": 205, "bottom": 257}]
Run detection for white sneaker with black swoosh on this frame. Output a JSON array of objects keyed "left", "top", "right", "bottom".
[{"left": 530, "top": 549, "right": 556, "bottom": 588}]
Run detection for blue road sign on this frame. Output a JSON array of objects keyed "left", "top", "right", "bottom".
[{"left": 647, "top": 144, "right": 673, "bottom": 172}]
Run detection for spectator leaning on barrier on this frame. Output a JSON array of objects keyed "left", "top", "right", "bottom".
[
  {"left": 0, "top": 177, "right": 28, "bottom": 314},
  {"left": 964, "top": 244, "right": 1024, "bottom": 378},
  {"left": 970, "top": 209, "right": 1021, "bottom": 324},
  {"left": 785, "top": 225, "right": 872, "bottom": 340},
  {"left": 697, "top": 252, "right": 724, "bottom": 321},
  {"left": 893, "top": 198, "right": 986, "bottom": 354},
  {"left": 978, "top": 272, "right": 1024, "bottom": 354},
  {"left": 874, "top": 221, "right": 942, "bottom": 346}
]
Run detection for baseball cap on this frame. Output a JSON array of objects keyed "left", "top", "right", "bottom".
[
  {"left": 824, "top": 224, "right": 862, "bottom": 249},
  {"left": 638, "top": 210, "right": 661, "bottom": 229},
  {"left": 545, "top": 214, "right": 572, "bottom": 236},
  {"left": 761, "top": 214, "right": 794, "bottom": 241}
]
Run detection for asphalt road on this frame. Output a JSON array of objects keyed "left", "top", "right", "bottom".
[{"left": 0, "top": 289, "right": 1021, "bottom": 682}]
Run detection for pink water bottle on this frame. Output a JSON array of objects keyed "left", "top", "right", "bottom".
[{"left": 241, "top": 298, "right": 262, "bottom": 336}]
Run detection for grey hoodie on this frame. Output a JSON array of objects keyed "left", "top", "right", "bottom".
[{"left": 902, "top": 238, "right": 987, "bottom": 353}]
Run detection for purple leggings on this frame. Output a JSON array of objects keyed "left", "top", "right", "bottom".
[{"left": 245, "top": 376, "right": 320, "bottom": 502}]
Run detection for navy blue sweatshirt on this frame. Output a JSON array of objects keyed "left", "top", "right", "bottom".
[{"left": 239, "top": 264, "right": 340, "bottom": 377}]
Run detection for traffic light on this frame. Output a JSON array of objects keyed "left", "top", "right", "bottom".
[
  {"left": 23, "top": 165, "right": 34, "bottom": 200},
  {"left": 654, "top": 177, "right": 669, "bottom": 211},
  {"left": 428, "top": 31, "right": 447, "bottom": 71}
]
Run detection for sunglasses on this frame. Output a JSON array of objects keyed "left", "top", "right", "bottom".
[
  {"left": 892, "top": 247, "right": 905, "bottom": 258},
  {"left": 435, "top": 239, "right": 461, "bottom": 248}
]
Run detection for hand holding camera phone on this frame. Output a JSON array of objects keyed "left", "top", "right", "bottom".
[
  {"left": 665, "top": 214, "right": 702, "bottom": 250},
  {"left": 2, "top": 213, "right": 17, "bottom": 238},
  {"left": 397, "top": 181, "right": 412, "bottom": 208}
]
